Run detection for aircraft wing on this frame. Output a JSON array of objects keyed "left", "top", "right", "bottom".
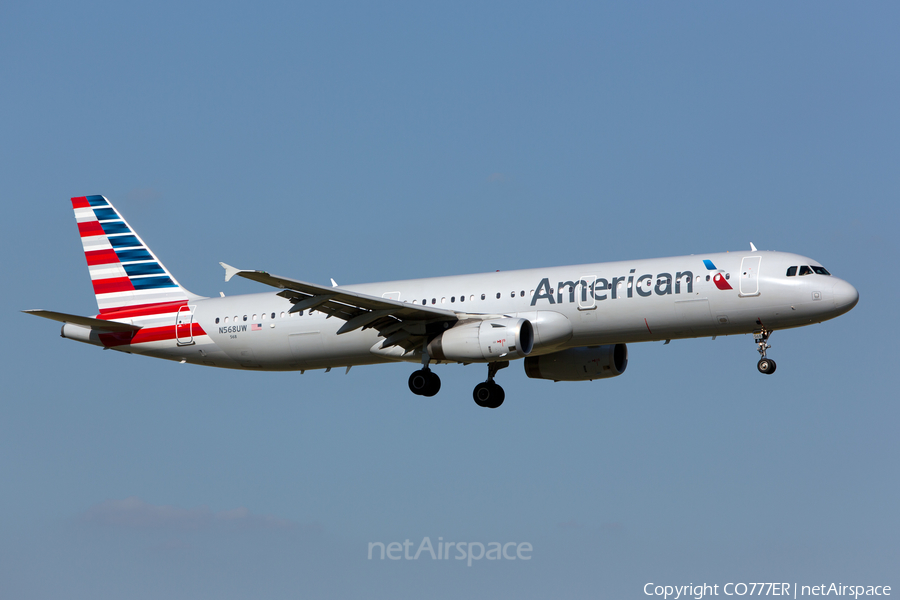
[
  {"left": 23, "top": 309, "right": 142, "bottom": 332},
  {"left": 221, "top": 263, "right": 459, "bottom": 353}
]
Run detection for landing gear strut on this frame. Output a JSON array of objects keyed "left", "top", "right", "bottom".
[
  {"left": 473, "top": 361, "right": 508, "bottom": 408},
  {"left": 754, "top": 327, "right": 777, "bottom": 375},
  {"left": 409, "top": 344, "right": 441, "bottom": 396}
]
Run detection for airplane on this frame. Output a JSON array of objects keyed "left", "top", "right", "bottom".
[{"left": 25, "top": 195, "right": 859, "bottom": 408}]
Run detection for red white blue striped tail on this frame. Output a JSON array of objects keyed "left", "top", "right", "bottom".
[{"left": 72, "top": 195, "right": 198, "bottom": 314}]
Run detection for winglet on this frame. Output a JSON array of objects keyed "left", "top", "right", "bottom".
[
  {"left": 331, "top": 278, "right": 339, "bottom": 287},
  {"left": 220, "top": 262, "right": 243, "bottom": 282},
  {"left": 750, "top": 242, "right": 758, "bottom": 252}
]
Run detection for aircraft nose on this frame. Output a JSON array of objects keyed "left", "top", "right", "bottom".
[{"left": 832, "top": 279, "right": 859, "bottom": 312}]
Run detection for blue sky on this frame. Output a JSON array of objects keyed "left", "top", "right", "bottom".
[{"left": 2, "top": 2, "right": 898, "bottom": 598}]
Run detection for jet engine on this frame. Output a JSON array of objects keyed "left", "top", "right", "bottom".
[
  {"left": 523, "top": 344, "right": 628, "bottom": 381},
  {"left": 427, "top": 318, "right": 534, "bottom": 362}
]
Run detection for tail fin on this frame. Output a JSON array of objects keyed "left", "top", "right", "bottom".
[{"left": 72, "top": 195, "right": 201, "bottom": 314}]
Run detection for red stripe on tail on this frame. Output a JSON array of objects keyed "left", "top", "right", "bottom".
[
  {"left": 92, "top": 277, "right": 135, "bottom": 295},
  {"left": 97, "top": 300, "right": 189, "bottom": 319},
  {"left": 85, "top": 249, "right": 120, "bottom": 266},
  {"left": 72, "top": 196, "right": 90, "bottom": 209},
  {"left": 77, "top": 221, "right": 105, "bottom": 237},
  {"left": 99, "top": 323, "right": 207, "bottom": 347}
]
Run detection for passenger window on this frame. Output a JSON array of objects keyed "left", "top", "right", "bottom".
[
  {"left": 451, "top": 296, "right": 455, "bottom": 303},
  {"left": 510, "top": 291, "right": 515, "bottom": 298},
  {"left": 799, "top": 266, "right": 812, "bottom": 276},
  {"left": 460, "top": 295, "right": 465, "bottom": 303},
  {"left": 271, "top": 312, "right": 275, "bottom": 319},
  {"left": 481, "top": 294, "right": 485, "bottom": 300},
  {"left": 520, "top": 291, "right": 525, "bottom": 297},
  {"left": 224, "top": 317, "right": 229, "bottom": 323},
  {"left": 261, "top": 313, "right": 266, "bottom": 320},
  {"left": 441, "top": 297, "right": 446, "bottom": 304},
  {"left": 725, "top": 273, "right": 730, "bottom": 280},
  {"left": 786, "top": 266, "right": 797, "bottom": 277},
  {"left": 706, "top": 275, "right": 710, "bottom": 282},
  {"left": 812, "top": 266, "right": 831, "bottom": 275},
  {"left": 253, "top": 314, "right": 258, "bottom": 321},
  {"left": 496, "top": 292, "right": 501, "bottom": 299},
  {"left": 280, "top": 312, "right": 285, "bottom": 318},
  {"left": 432, "top": 298, "right": 436, "bottom": 304},
  {"left": 422, "top": 299, "right": 426, "bottom": 305},
  {"left": 215, "top": 317, "right": 220, "bottom": 324}
]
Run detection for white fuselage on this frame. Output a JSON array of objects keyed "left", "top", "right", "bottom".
[{"left": 111, "top": 250, "right": 857, "bottom": 372}]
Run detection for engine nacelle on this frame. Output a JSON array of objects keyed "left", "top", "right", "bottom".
[
  {"left": 512, "top": 311, "right": 573, "bottom": 351},
  {"left": 523, "top": 344, "right": 628, "bottom": 381},
  {"left": 428, "top": 318, "right": 534, "bottom": 362}
]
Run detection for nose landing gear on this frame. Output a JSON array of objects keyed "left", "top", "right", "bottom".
[
  {"left": 473, "top": 361, "right": 508, "bottom": 408},
  {"left": 754, "top": 327, "right": 776, "bottom": 374}
]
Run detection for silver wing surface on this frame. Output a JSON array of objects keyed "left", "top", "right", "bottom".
[{"left": 221, "top": 263, "right": 459, "bottom": 354}]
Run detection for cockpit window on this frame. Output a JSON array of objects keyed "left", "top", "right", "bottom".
[
  {"left": 798, "top": 266, "right": 812, "bottom": 276},
  {"left": 811, "top": 266, "right": 831, "bottom": 275},
  {"left": 786, "top": 266, "right": 797, "bottom": 277}
]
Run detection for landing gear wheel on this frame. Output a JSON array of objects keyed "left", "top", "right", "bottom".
[
  {"left": 408, "top": 370, "right": 428, "bottom": 395},
  {"left": 753, "top": 327, "right": 777, "bottom": 375},
  {"left": 473, "top": 382, "right": 505, "bottom": 408},
  {"left": 422, "top": 371, "right": 441, "bottom": 397},
  {"left": 757, "top": 358, "right": 777, "bottom": 374},
  {"left": 409, "top": 370, "right": 441, "bottom": 396}
]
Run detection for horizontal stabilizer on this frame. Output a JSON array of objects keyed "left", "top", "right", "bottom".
[{"left": 23, "top": 309, "right": 141, "bottom": 332}]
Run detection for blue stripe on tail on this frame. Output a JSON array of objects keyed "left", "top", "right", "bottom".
[{"left": 115, "top": 248, "right": 154, "bottom": 262}]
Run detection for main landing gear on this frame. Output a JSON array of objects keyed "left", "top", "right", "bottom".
[
  {"left": 407, "top": 346, "right": 508, "bottom": 408},
  {"left": 473, "top": 361, "right": 508, "bottom": 409},
  {"left": 754, "top": 327, "right": 777, "bottom": 375},
  {"left": 408, "top": 345, "right": 441, "bottom": 397},
  {"left": 408, "top": 368, "right": 441, "bottom": 397}
]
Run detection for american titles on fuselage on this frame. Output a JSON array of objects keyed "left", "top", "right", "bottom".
[{"left": 530, "top": 268, "right": 704, "bottom": 306}]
